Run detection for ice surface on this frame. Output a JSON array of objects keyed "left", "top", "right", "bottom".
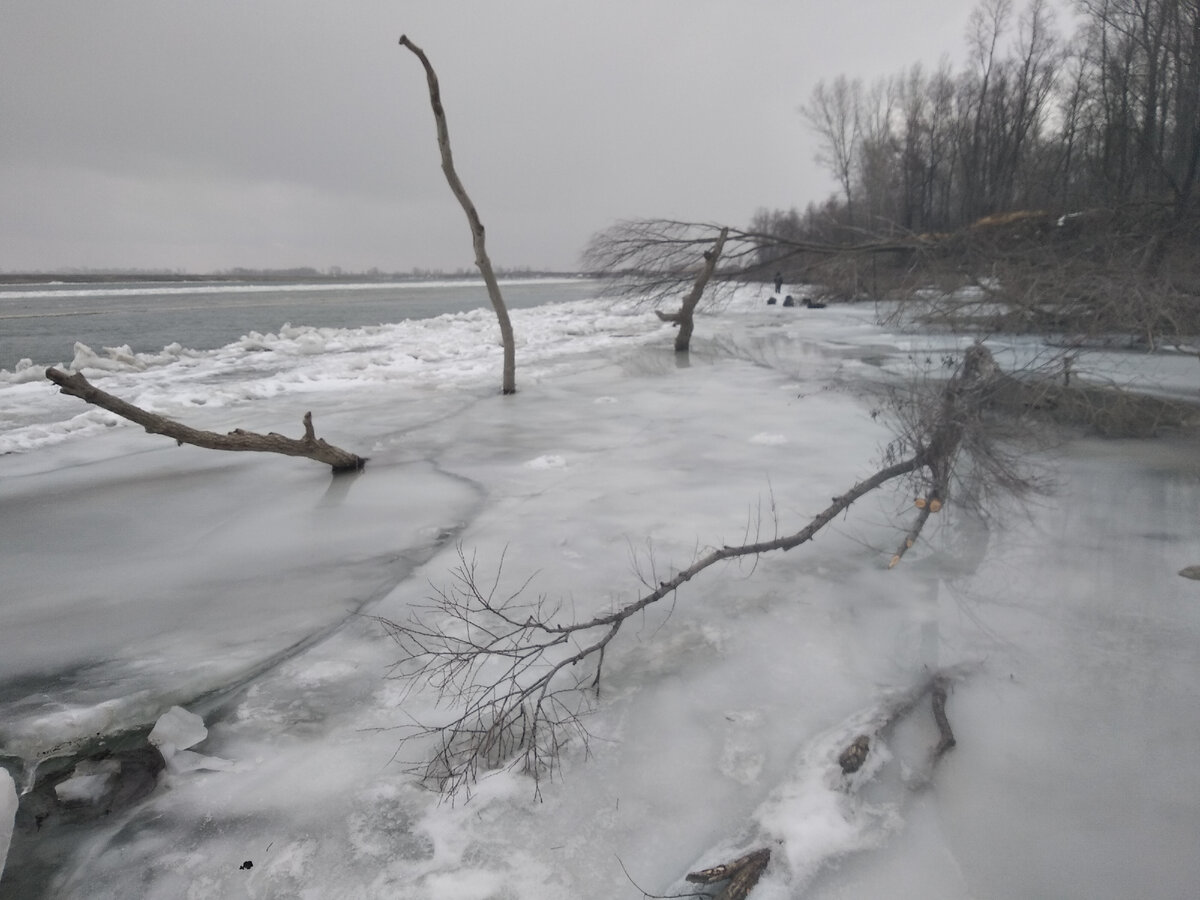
[{"left": 2, "top": 286, "right": 1198, "bottom": 898}]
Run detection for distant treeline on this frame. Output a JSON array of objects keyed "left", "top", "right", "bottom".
[{"left": 758, "top": 0, "right": 1200, "bottom": 248}]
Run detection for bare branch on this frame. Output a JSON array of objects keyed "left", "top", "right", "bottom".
[{"left": 45, "top": 367, "right": 365, "bottom": 472}]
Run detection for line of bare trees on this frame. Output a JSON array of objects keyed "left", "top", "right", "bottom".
[{"left": 768, "top": 0, "right": 1196, "bottom": 251}]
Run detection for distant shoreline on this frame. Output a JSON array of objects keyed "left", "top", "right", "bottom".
[{"left": 0, "top": 271, "right": 591, "bottom": 286}]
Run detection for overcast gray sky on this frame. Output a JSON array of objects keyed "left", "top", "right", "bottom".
[{"left": 1, "top": 1, "right": 984, "bottom": 274}]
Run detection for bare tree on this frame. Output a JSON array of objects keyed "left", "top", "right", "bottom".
[
  {"left": 654, "top": 227, "right": 728, "bottom": 352},
  {"left": 583, "top": 216, "right": 922, "bottom": 308},
  {"left": 399, "top": 35, "right": 518, "bottom": 395},
  {"left": 45, "top": 368, "right": 365, "bottom": 472},
  {"left": 802, "top": 75, "right": 863, "bottom": 225},
  {"left": 377, "top": 343, "right": 1025, "bottom": 797}
]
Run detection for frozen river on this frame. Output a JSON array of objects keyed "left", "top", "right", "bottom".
[{"left": 1, "top": 283, "right": 1198, "bottom": 898}]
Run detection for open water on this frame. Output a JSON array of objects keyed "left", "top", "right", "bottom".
[{"left": 0, "top": 277, "right": 601, "bottom": 371}]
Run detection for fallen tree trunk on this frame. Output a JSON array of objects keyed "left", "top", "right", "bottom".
[{"left": 46, "top": 368, "right": 366, "bottom": 472}]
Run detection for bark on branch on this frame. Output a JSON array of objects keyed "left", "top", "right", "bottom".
[
  {"left": 46, "top": 367, "right": 366, "bottom": 472},
  {"left": 400, "top": 34, "right": 517, "bottom": 395}
]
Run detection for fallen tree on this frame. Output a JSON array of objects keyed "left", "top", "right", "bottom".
[
  {"left": 377, "top": 344, "right": 1019, "bottom": 797},
  {"left": 45, "top": 367, "right": 366, "bottom": 472}
]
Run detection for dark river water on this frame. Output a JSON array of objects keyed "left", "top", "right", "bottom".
[{"left": 0, "top": 277, "right": 602, "bottom": 371}]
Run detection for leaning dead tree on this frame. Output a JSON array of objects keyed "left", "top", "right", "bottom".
[
  {"left": 582, "top": 217, "right": 922, "bottom": 307},
  {"left": 400, "top": 35, "right": 517, "bottom": 395},
  {"left": 378, "top": 343, "right": 1021, "bottom": 797},
  {"left": 655, "top": 226, "right": 728, "bottom": 352},
  {"left": 46, "top": 367, "right": 366, "bottom": 472}
]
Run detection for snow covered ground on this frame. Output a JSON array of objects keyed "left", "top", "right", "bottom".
[{"left": 2, "top": 288, "right": 1198, "bottom": 898}]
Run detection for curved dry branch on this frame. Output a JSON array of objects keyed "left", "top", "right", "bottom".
[
  {"left": 46, "top": 367, "right": 366, "bottom": 472},
  {"left": 400, "top": 34, "right": 516, "bottom": 395}
]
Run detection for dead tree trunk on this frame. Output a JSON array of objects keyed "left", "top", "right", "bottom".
[
  {"left": 400, "top": 35, "right": 517, "bottom": 395},
  {"left": 655, "top": 227, "right": 728, "bottom": 352},
  {"left": 46, "top": 368, "right": 366, "bottom": 472}
]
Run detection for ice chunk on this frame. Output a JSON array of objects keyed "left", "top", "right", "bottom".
[
  {"left": 750, "top": 432, "right": 788, "bottom": 445},
  {"left": 54, "top": 759, "right": 121, "bottom": 805},
  {"left": 165, "top": 750, "right": 234, "bottom": 775},
  {"left": 147, "top": 706, "right": 208, "bottom": 760},
  {"left": 0, "top": 767, "right": 15, "bottom": 882},
  {"left": 524, "top": 454, "right": 566, "bottom": 469}
]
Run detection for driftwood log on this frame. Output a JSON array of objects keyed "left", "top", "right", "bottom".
[{"left": 46, "top": 367, "right": 366, "bottom": 472}]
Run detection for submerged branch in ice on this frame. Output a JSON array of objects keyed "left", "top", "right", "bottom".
[{"left": 673, "top": 669, "right": 967, "bottom": 899}]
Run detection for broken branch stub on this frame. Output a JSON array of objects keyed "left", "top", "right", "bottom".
[{"left": 46, "top": 367, "right": 366, "bottom": 472}]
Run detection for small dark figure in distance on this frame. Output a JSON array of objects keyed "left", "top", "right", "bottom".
[
  {"left": 774, "top": 272, "right": 783, "bottom": 293},
  {"left": 803, "top": 297, "right": 827, "bottom": 309},
  {"left": 766, "top": 296, "right": 777, "bottom": 305},
  {"left": 782, "top": 295, "right": 795, "bottom": 307}
]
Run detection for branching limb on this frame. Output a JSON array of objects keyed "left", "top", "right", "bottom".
[{"left": 45, "top": 367, "right": 365, "bottom": 472}]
